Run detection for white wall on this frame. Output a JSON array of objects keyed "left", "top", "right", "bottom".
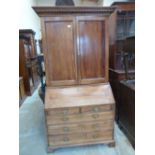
[
  {"left": 36, "top": 0, "right": 56, "bottom": 6},
  {"left": 35, "top": 0, "right": 130, "bottom": 6},
  {"left": 19, "top": 0, "right": 41, "bottom": 53},
  {"left": 35, "top": 0, "right": 103, "bottom": 6},
  {"left": 104, "top": 0, "right": 128, "bottom": 6}
]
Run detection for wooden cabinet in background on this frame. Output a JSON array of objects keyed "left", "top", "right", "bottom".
[
  {"left": 19, "top": 29, "right": 37, "bottom": 58},
  {"left": 119, "top": 80, "right": 135, "bottom": 148},
  {"left": 19, "top": 33, "right": 39, "bottom": 96},
  {"left": 33, "top": 6, "right": 116, "bottom": 152},
  {"left": 109, "top": 1, "right": 135, "bottom": 71},
  {"left": 109, "top": 2, "right": 135, "bottom": 121},
  {"left": 19, "top": 77, "right": 26, "bottom": 106}
]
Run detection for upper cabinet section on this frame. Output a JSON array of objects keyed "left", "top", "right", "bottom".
[{"left": 33, "top": 7, "right": 115, "bottom": 86}]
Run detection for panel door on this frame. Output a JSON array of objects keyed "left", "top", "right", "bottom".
[
  {"left": 76, "top": 16, "right": 109, "bottom": 84},
  {"left": 42, "top": 17, "right": 77, "bottom": 86}
]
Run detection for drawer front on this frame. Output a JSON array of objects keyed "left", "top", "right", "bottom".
[
  {"left": 46, "top": 107, "right": 79, "bottom": 115},
  {"left": 46, "top": 111, "right": 114, "bottom": 125},
  {"left": 49, "top": 130, "right": 113, "bottom": 146},
  {"left": 47, "top": 120, "right": 113, "bottom": 135},
  {"left": 81, "top": 104, "right": 112, "bottom": 113}
]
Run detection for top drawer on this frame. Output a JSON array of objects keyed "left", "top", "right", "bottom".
[
  {"left": 81, "top": 104, "right": 113, "bottom": 113},
  {"left": 46, "top": 104, "right": 113, "bottom": 116},
  {"left": 46, "top": 107, "right": 79, "bottom": 116}
]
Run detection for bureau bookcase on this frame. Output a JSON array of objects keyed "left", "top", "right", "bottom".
[{"left": 33, "top": 6, "right": 115, "bottom": 152}]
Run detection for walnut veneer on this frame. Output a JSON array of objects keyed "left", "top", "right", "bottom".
[{"left": 33, "top": 6, "right": 115, "bottom": 152}]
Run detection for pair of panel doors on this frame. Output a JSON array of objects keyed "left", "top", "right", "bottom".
[{"left": 42, "top": 16, "right": 109, "bottom": 86}]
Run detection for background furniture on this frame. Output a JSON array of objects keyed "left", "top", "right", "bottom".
[
  {"left": 37, "top": 53, "right": 46, "bottom": 102},
  {"left": 19, "top": 29, "right": 37, "bottom": 58},
  {"left": 19, "top": 29, "right": 39, "bottom": 90},
  {"left": 119, "top": 80, "right": 135, "bottom": 148},
  {"left": 109, "top": 2, "right": 135, "bottom": 121},
  {"left": 33, "top": 6, "right": 115, "bottom": 152},
  {"left": 19, "top": 77, "right": 26, "bottom": 106},
  {"left": 38, "top": 39, "right": 43, "bottom": 53},
  {"left": 19, "top": 32, "right": 39, "bottom": 95}
]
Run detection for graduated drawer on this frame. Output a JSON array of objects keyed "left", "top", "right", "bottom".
[
  {"left": 47, "top": 120, "right": 113, "bottom": 135},
  {"left": 46, "top": 107, "right": 79, "bottom": 115},
  {"left": 48, "top": 130, "right": 113, "bottom": 146},
  {"left": 46, "top": 111, "right": 114, "bottom": 125},
  {"left": 81, "top": 104, "right": 113, "bottom": 113}
]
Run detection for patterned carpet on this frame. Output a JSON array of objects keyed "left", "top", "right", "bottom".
[{"left": 19, "top": 86, "right": 134, "bottom": 155}]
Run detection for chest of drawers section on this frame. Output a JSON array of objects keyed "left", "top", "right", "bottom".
[{"left": 45, "top": 84, "right": 115, "bottom": 152}]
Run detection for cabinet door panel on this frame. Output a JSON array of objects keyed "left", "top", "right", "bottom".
[
  {"left": 77, "top": 16, "right": 108, "bottom": 84},
  {"left": 43, "top": 17, "right": 77, "bottom": 86}
]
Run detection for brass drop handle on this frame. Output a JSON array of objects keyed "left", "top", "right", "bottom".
[
  {"left": 93, "top": 107, "right": 99, "bottom": 112},
  {"left": 92, "top": 114, "right": 99, "bottom": 119},
  {"left": 64, "top": 127, "right": 69, "bottom": 132},
  {"left": 63, "top": 137, "right": 69, "bottom": 142}
]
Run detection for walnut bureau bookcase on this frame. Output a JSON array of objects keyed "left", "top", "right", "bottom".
[{"left": 33, "top": 6, "right": 115, "bottom": 152}]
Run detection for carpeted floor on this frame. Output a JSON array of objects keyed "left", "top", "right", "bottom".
[{"left": 19, "top": 86, "right": 135, "bottom": 155}]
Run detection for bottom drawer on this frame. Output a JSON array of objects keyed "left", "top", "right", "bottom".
[{"left": 48, "top": 130, "right": 113, "bottom": 146}]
